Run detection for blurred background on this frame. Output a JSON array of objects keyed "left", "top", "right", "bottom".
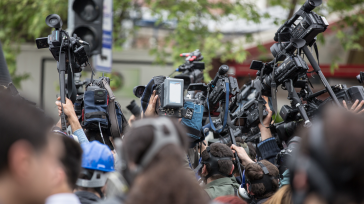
[{"left": 0, "top": 0, "right": 363, "bottom": 119}]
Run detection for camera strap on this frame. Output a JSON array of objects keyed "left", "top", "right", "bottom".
[
  {"left": 102, "top": 79, "right": 121, "bottom": 139},
  {"left": 258, "top": 67, "right": 268, "bottom": 128},
  {"left": 206, "top": 80, "right": 229, "bottom": 133},
  {"left": 66, "top": 45, "right": 77, "bottom": 103}
]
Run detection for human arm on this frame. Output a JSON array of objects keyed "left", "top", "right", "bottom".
[
  {"left": 258, "top": 96, "right": 273, "bottom": 141},
  {"left": 55, "top": 97, "right": 89, "bottom": 144},
  {"left": 257, "top": 96, "right": 280, "bottom": 163},
  {"left": 230, "top": 144, "right": 254, "bottom": 167}
]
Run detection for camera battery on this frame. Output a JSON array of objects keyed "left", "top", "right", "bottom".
[{"left": 94, "top": 89, "right": 107, "bottom": 104}]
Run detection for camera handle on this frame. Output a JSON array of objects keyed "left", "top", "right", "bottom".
[
  {"left": 285, "top": 79, "right": 312, "bottom": 127},
  {"left": 302, "top": 46, "right": 341, "bottom": 107},
  {"left": 226, "top": 114, "right": 244, "bottom": 180},
  {"left": 58, "top": 51, "right": 68, "bottom": 132}
]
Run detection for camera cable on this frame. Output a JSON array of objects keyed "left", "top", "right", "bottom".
[{"left": 98, "top": 122, "right": 106, "bottom": 144}]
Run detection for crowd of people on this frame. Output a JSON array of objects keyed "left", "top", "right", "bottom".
[{"left": 1, "top": 83, "right": 364, "bottom": 204}]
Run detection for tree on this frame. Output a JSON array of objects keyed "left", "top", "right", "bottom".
[
  {"left": 0, "top": 0, "right": 68, "bottom": 87},
  {"left": 267, "top": 0, "right": 364, "bottom": 72},
  {"left": 143, "top": 0, "right": 267, "bottom": 81},
  {"left": 0, "top": 0, "right": 132, "bottom": 87}
]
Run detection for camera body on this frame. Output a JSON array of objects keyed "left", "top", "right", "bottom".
[
  {"left": 324, "top": 85, "right": 364, "bottom": 110},
  {"left": 275, "top": 136, "right": 301, "bottom": 176},
  {"left": 252, "top": 55, "right": 309, "bottom": 97},
  {"left": 126, "top": 100, "right": 141, "bottom": 118},
  {"left": 174, "top": 50, "right": 205, "bottom": 88},
  {"left": 36, "top": 30, "right": 88, "bottom": 73},
  {"left": 274, "top": 0, "right": 328, "bottom": 46},
  {"left": 154, "top": 78, "right": 185, "bottom": 118},
  {"left": 231, "top": 99, "right": 269, "bottom": 133}
]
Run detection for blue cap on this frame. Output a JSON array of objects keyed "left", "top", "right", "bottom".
[{"left": 81, "top": 141, "right": 115, "bottom": 172}]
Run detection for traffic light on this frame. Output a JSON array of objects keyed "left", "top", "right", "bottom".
[{"left": 71, "top": 0, "right": 103, "bottom": 56}]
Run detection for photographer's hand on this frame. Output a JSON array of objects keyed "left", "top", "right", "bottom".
[
  {"left": 55, "top": 97, "right": 81, "bottom": 132},
  {"left": 128, "top": 114, "right": 136, "bottom": 126},
  {"left": 343, "top": 100, "right": 364, "bottom": 114},
  {"left": 258, "top": 96, "right": 273, "bottom": 141},
  {"left": 145, "top": 90, "right": 158, "bottom": 117},
  {"left": 231, "top": 144, "right": 254, "bottom": 167}
]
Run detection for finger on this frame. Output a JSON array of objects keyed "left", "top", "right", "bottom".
[
  {"left": 55, "top": 101, "right": 61, "bottom": 106},
  {"left": 351, "top": 100, "right": 359, "bottom": 111},
  {"left": 149, "top": 91, "right": 156, "bottom": 105},
  {"left": 354, "top": 100, "right": 364, "bottom": 113},
  {"left": 358, "top": 108, "right": 364, "bottom": 114},
  {"left": 57, "top": 96, "right": 61, "bottom": 100},
  {"left": 152, "top": 95, "right": 158, "bottom": 107},
  {"left": 343, "top": 100, "right": 348, "bottom": 110}
]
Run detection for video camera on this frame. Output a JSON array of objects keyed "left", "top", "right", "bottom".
[
  {"left": 275, "top": 136, "right": 301, "bottom": 176},
  {"left": 188, "top": 65, "right": 239, "bottom": 116},
  {"left": 153, "top": 76, "right": 185, "bottom": 117},
  {"left": 174, "top": 49, "right": 205, "bottom": 88},
  {"left": 274, "top": 0, "right": 328, "bottom": 47},
  {"left": 36, "top": 14, "right": 89, "bottom": 73},
  {"left": 35, "top": 14, "right": 90, "bottom": 132},
  {"left": 126, "top": 100, "right": 142, "bottom": 118}
]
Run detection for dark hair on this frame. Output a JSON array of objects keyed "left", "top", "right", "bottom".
[
  {"left": 201, "top": 143, "right": 234, "bottom": 180},
  {"left": 123, "top": 117, "right": 210, "bottom": 204},
  {"left": 247, "top": 142, "right": 256, "bottom": 160},
  {"left": 0, "top": 93, "right": 53, "bottom": 173},
  {"left": 245, "top": 160, "right": 279, "bottom": 198},
  {"left": 295, "top": 107, "right": 364, "bottom": 203},
  {"left": 58, "top": 135, "right": 83, "bottom": 189}
]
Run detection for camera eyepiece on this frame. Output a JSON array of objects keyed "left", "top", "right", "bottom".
[
  {"left": 45, "top": 14, "right": 63, "bottom": 29},
  {"left": 218, "top": 65, "right": 229, "bottom": 75},
  {"left": 357, "top": 72, "right": 364, "bottom": 84},
  {"left": 133, "top": 85, "right": 146, "bottom": 98},
  {"left": 302, "top": 0, "right": 322, "bottom": 12}
]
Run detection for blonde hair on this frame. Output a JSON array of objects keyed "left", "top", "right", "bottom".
[{"left": 264, "top": 185, "right": 292, "bottom": 204}]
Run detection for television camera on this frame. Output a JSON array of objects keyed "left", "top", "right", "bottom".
[{"left": 35, "top": 14, "right": 90, "bottom": 132}]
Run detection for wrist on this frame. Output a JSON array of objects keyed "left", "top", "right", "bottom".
[{"left": 260, "top": 127, "right": 272, "bottom": 141}]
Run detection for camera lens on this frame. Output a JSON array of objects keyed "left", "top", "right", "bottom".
[{"left": 50, "top": 18, "right": 58, "bottom": 24}]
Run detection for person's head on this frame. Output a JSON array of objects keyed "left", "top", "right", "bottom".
[
  {"left": 76, "top": 141, "right": 114, "bottom": 198},
  {"left": 51, "top": 133, "right": 83, "bottom": 193},
  {"left": 264, "top": 185, "right": 292, "bottom": 204},
  {"left": 245, "top": 160, "right": 279, "bottom": 199},
  {"left": 214, "top": 195, "right": 248, "bottom": 204},
  {"left": 0, "top": 93, "right": 61, "bottom": 204},
  {"left": 291, "top": 107, "right": 364, "bottom": 204},
  {"left": 200, "top": 143, "right": 234, "bottom": 182},
  {"left": 122, "top": 117, "right": 210, "bottom": 204}
]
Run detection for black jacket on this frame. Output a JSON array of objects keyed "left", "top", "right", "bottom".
[{"left": 75, "top": 191, "right": 101, "bottom": 204}]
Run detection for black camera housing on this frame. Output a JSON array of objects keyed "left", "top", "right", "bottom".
[
  {"left": 153, "top": 77, "right": 185, "bottom": 118},
  {"left": 126, "top": 100, "right": 142, "bottom": 118},
  {"left": 274, "top": 0, "right": 327, "bottom": 46},
  {"left": 36, "top": 14, "right": 90, "bottom": 74},
  {"left": 231, "top": 99, "right": 269, "bottom": 133}
]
